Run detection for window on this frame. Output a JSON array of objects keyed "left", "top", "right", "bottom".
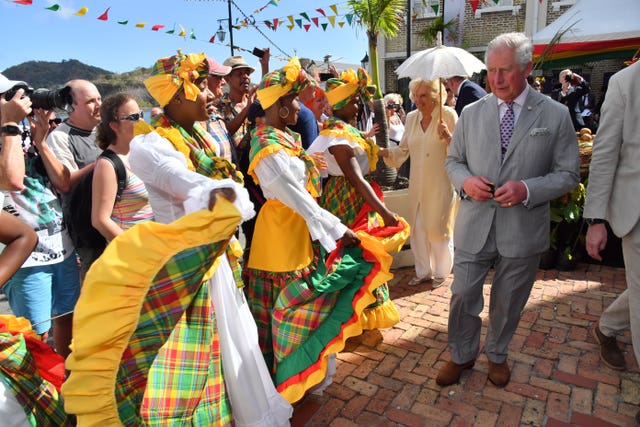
[{"left": 475, "top": 0, "right": 520, "bottom": 18}]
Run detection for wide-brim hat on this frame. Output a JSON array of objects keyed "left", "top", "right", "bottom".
[
  {"left": 0, "top": 73, "right": 27, "bottom": 94},
  {"left": 207, "top": 57, "right": 232, "bottom": 77},
  {"left": 223, "top": 56, "right": 255, "bottom": 74}
]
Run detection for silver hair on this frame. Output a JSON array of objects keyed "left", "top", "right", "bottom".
[
  {"left": 485, "top": 32, "right": 532, "bottom": 71},
  {"left": 383, "top": 92, "right": 403, "bottom": 105}
]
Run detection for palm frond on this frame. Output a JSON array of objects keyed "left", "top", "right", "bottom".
[{"left": 533, "top": 17, "right": 580, "bottom": 70}]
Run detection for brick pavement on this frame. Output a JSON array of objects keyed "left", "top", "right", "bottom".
[{"left": 291, "top": 263, "right": 639, "bottom": 427}]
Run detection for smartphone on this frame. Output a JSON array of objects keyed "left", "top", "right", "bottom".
[
  {"left": 487, "top": 182, "right": 495, "bottom": 194},
  {"left": 319, "top": 72, "right": 333, "bottom": 82},
  {"left": 252, "top": 47, "right": 264, "bottom": 58}
]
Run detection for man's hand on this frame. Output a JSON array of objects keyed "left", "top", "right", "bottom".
[
  {"left": 493, "top": 180, "right": 527, "bottom": 208},
  {"left": 27, "top": 109, "right": 54, "bottom": 147},
  {"left": 586, "top": 223, "right": 607, "bottom": 261},
  {"left": 340, "top": 229, "right": 360, "bottom": 247},
  {"left": 0, "top": 88, "right": 32, "bottom": 125},
  {"left": 208, "top": 187, "right": 237, "bottom": 210},
  {"left": 461, "top": 176, "right": 495, "bottom": 202}
]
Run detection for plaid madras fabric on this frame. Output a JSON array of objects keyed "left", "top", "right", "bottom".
[
  {"left": 115, "top": 243, "right": 231, "bottom": 426},
  {"left": 0, "top": 333, "right": 71, "bottom": 427}
]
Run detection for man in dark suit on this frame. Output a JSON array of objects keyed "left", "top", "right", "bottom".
[
  {"left": 440, "top": 32, "right": 579, "bottom": 388},
  {"left": 446, "top": 75, "right": 487, "bottom": 117}
]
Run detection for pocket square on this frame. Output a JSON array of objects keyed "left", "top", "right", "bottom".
[{"left": 530, "top": 128, "right": 550, "bottom": 137}]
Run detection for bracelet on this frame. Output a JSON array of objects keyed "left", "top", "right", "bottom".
[{"left": 0, "top": 125, "right": 21, "bottom": 136}]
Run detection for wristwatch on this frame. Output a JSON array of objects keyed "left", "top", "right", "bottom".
[
  {"left": 0, "top": 125, "right": 21, "bottom": 136},
  {"left": 585, "top": 218, "right": 606, "bottom": 225}
]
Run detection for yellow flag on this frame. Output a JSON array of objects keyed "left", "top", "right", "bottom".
[
  {"left": 75, "top": 6, "right": 88, "bottom": 16},
  {"left": 330, "top": 4, "right": 338, "bottom": 15},
  {"left": 327, "top": 15, "right": 336, "bottom": 27},
  {"left": 287, "top": 15, "right": 294, "bottom": 26},
  {"left": 287, "top": 24, "right": 294, "bottom": 31},
  {"left": 178, "top": 25, "right": 186, "bottom": 37},
  {"left": 135, "top": 22, "right": 146, "bottom": 28}
]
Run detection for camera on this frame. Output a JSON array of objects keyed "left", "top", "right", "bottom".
[
  {"left": 4, "top": 84, "right": 71, "bottom": 110},
  {"left": 564, "top": 73, "right": 573, "bottom": 83},
  {"left": 319, "top": 72, "right": 333, "bottom": 82},
  {"left": 387, "top": 103, "right": 401, "bottom": 112},
  {"left": 252, "top": 47, "right": 265, "bottom": 58}
]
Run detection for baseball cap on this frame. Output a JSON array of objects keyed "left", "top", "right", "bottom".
[
  {"left": 0, "top": 73, "right": 27, "bottom": 94},
  {"left": 207, "top": 57, "right": 232, "bottom": 77}
]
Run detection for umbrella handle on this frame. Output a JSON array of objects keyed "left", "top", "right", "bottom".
[{"left": 439, "top": 78, "right": 443, "bottom": 121}]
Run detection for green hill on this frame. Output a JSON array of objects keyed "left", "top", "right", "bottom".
[{"left": 2, "top": 60, "right": 156, "bottom": 107}]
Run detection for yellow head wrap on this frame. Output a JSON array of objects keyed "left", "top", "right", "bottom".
[
  {"left": 325, "top": 67, "right": 376, "bottom": 110},
  {"left": 256, "top": 57, "right": 314, "bottom": 110},
  {"left": 144, "top": 51, "right": 208, "bottom": 107}
]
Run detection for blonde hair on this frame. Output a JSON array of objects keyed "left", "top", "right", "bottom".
[
  {"left": 408, "top": 78, "right": 447, "bottom": 106},
  {"left": 383, "top": 92, "right": 403, "bottom": 106}
]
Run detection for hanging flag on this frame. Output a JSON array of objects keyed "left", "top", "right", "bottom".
[
  {"left": 272, "top": 18, "right": 279, "bottom": 31},
  {"left": 74, "top": 6, "right": 88, "bottom": 16},
  {"left": 136, "top": 23, "right": 146, "bottom": 28},
  {"left": 152, "top": 24, "right": 165, "bottom": 31},
  {"left": 431, "top": 4, "right": 439, "bottom": 15},
  {"left": 295, "top": 19, "right": 302, "bottom": 29},
  {"left": 118, "top": 20, "right": 128, "bottom": 25},
  {"left": 345, "top": 13, "right": 353, "bottom": 26},
  {"left": 330, "top": 4, "right": 338, "bottom": 15},
  {"left": 288, "top": 15, "right": 294, "bottom": 26},
  {"left": 321, "top": 23, "right": 328, "bottom": 31},
  {"left": 13, "top": 0, "right": 32, "bottom": 5},
  {"left": 178, "top": 25, "right": 186, "bottom": 37},
  {"left": 316, "top": 8, "right": 326, "bottom": 17},
  {"left": 166, "top": 23, "right": 176, "bottom": 34},
  {"left": 269, "top": 0, "right": 278, "bottom": 6},
  {"left": 470, "top": 0, "right": 480, "bottom": 13},
  {"left": 327, "top": 15, "right": 336, "bottom": 27},
  {"left": 264, "top": 20, "right": 272, "bottom": 30},
  {"left": 311, "top": 17, "right": 319, "bottom": 27},
  {"left": 287, "top": 24, "right": 294, "bottom": 31},
  {"left": 303, "top": 24, "right": 310, "bottom": 32},
  {"left": 46, "top": 4, "right": 60, "bottom": 11},
  {"left": 338, "top": 22, "right": 345, "bottom": 28},
  {"left": 492, "top": 0, "right": 500, "bottom": 4},
  {"left": 97, "top": 7, "right": 109, "bottom": 21},
  {"left": 300, "top": 12, "right": 310, "bottom": 22},
  {"left": 190, "top": 29, "right": 196, "bottom": 39},
  {"left": 209, "top": 34, "right": 216, "bottom": 43}
]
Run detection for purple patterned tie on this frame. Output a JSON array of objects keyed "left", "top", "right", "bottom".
[{"left": 500, "top": 102, "right": 515, "bottom": 160}]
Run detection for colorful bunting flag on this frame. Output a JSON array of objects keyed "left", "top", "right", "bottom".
[
  {"left": 312, "top": 17, "right": 319, "bottom": 27},
  {"left": 178, "top": 25, "right": 186, "bottom": 37},
  {"left": 97, "top": 7, "right": 110, "bottom": 21},
  {"left": 330, "top": 4, "right": 338, "bottom": 15},
  {"left": 74, "top": 6, "right": 88, "bottom": 17},
  {"left": 272, "top": 18, "right": 279, "bottom": 31},
  {"left": 136, "top": 23, "right": 146, "bottom": 28},
  {"left": 287, "top": 24, "right": 294, "bottom": 30},
  {"left": 118, "top": 20, "right": 128, "bottom": 25},
  {"left": 151, "top": 24, "right": 165, "bottom": 31},
  {"left": 209, "top": 34, "right": 216, "bottom": 43},
  {"left": 190, "top": 29, "right": 196, "bottom": 39},
  {"left": 295, "top": 19, "right": 302, "bottom": 29},
  {"left": 13, "top": 0, "right": 32, "bottom": 5},
  {"left": 300, "top": 12, "right": 310, "bottom": 22},
  {"left": 166, "top": 24, "right": 176, "bottom": 34},
  {"left": 431, "top": 4, "right": 439, "bottom": 15},
  {"left": 321, "top": 23, "right": 328, "bottom": 31},
  {"left": 470, "top": 0, "right": 480, "bottom": 13},
  {"left": 316, "top": 8, "right": 326, "bottom": 17},
  {"left": 303, "top": 24, "right": 310, "bottom": 32},
  {"left": 338, "top": 22, "right": 345, "bottom": 28},
  {"left": 46, "top": 4, "right": 60, "bottom": 11},
  {"left": 345, "top": 13, "right": 353, "bottom": 26},
  {"left": 327, "top": 15, "right": 336, "bottom": 27},
  {"left": 288, "top": 15, "right": 294, "bottom": 26}
]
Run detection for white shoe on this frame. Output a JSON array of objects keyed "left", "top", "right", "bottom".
[
  {"left": 432, "top": 277, "right": 446, "bottom": 288},
  {"left": 408, "top": 276, "right": 430, "bottom": 286}
]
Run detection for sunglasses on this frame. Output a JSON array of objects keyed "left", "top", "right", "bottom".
[
  {"left": 48, "top": 118, "right": 62, "bottom": 125},
  {"left": 118, "top": 111, "right": 144, "bottom": 122}
]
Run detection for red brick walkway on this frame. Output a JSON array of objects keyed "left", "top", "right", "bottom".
[{"left": 290, "top": 263, "right": 639, "bottom": 426}]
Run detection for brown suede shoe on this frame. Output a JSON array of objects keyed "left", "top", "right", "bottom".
[
  {"left": 436, "top": 360, "right": 475, "bottom": 386},
  {"left": 488, "top": 360, "right": 510, "bottom": 387},
  {"left": 593, "top": 322, "right": 626, "bottom": 370}
]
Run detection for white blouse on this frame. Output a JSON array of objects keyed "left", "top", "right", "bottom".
[{"left": 307, "top": 134, "right": 370, "bottom": 178}]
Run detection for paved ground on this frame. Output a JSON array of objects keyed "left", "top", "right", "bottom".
[
  {"left": 2, "top": 261, "right": 637, "bottom": 426},
  {"left": 290, "top": 262, "right": 639, "bottom": 427}
]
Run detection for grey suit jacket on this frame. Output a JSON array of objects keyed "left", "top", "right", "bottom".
[
  {"left": 584, "top": 61, "right": 640, "bottom": 238},
  {"left": 446, "top": 88, "right": 580, "bottom": 257}
]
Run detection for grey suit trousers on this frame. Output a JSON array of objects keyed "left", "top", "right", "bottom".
[
  {"left": 448, "top": 221, "right": 541, "bottom": 364},
  {"left": 599, "top": 219, "right": 640, "bottom": 364}
]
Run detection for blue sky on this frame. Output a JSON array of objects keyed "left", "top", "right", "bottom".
[{"left": 0, "top": 0, "right": 370, "bottom": 74}]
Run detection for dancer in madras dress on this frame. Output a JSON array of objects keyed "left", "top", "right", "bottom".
[
  {"left": 307, "top": 68, "right": 403, "bottom": 330},
  {"left": 244, "top": 57, "right": 409, "bottom": 404},
  {"left": 63, "top": 51, "right": 291, "bottom": 427}
]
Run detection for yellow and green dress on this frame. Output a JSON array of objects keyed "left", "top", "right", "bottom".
[
  {"left": 309, "top": 116, "right": 405, "bottom": 329},
  {"left": 244, "top": 124, "right": 409, "bottom": 404}
]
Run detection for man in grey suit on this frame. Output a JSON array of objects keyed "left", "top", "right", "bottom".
[
  {"left": 439, "top": 33, "right": 580, "bottom": 387},
  {"left": 584, "top": 62, "right": 640, "bottom": 424}
]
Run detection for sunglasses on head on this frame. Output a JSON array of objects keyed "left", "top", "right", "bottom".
[
  {"left": 118, "top": 111, "right": 144, "bottom": 122},
  {"left": 48, "top": 118, "right": 62, "bottom": 125}
]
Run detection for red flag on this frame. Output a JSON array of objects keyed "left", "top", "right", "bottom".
[
  {"left": 97, "top": 7, "right": 109, "bottom": 21},
  {"left": 312, "top": 17, "right": 319, "bottom": 27},
  {"left": 316, "top": 8, "right": 326, "bottom": 17},
  {"left": 209, "top": 34, "right": 216, "bottom": 43},
  {"left": 470, "top": 0, "right": 480, "bottom": 13},
  {"left": 151, "top": 24, "right": 165, "bottom": 31},
  {"left": 13, "top": 0, "right": 33, "bottom": 4},
  {"left": 272, "top": 18, "right": 279, "bottom": 30},
  {"left": 303, "top": 24, "right": 311, "bottom": 32}
]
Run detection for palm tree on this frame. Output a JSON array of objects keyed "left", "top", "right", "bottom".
[{"left": 349, "top": 0, "right": 406, "bottom": 188}]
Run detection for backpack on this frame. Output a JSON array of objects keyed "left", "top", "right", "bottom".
[{"left": 64, "top": 149, "right": 126, "bottom": 252}]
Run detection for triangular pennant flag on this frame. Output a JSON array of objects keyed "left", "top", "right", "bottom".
[
  {"left": 272, "top": 18, "right": 279, "bottom": 31},
  {"left": 300, "top": 12, "right": 310, "bottom": 22},
  {"left": 269, "top": 0, "right": 277, "bottom": 5},
  {"left": 303, "top": 24, "right": 311, "bottom": 32},
  {"left": 321, "top": 23, "right": 328, "bottom": 31},
  {"left": 312, "top": 17, "right": 319, "bottom": 27},
  {"left": 431, "top": 4, "right": 439, "bottom": 14},
  {"left": 209, "top": 34, "right": 216, "bottom": 43},
  {"left": 13, "top": 0, "right": 32, "bottom": 5},
  {"left": 288, "top": 15, "right": 294, "bottom": 26},
  {"left": 190, "top": 28, "right": 196, "bottom": 39},
  {"left": 330, "top": 4, "right": 338, "bottom": 15},
  {"left": 97, "top": 7, "right": 109, "bottom": 21},
  {"left": 166, "top": 24, "right": 175, "bottom": 34},
  {"left": 135, "top": 23, "right": 146, "bottom": 28},
  {"left": 327, "top": 15, "right": 336, "bottom": 27},
  {"left": 178, "top": 25, "right": 186, "bottom": 37},
  {"left": 493, "top": 0, "right": 500, "bottom": 4},
  {"left": 74, "top": 6, "right": 88, "bottom": 16},
  {"left": 295, "top": 19, "right": 302, "bottom": 29},
  {"left": 316, "top": 8, "right": 326, "bottom": 17},
  {"left": 470, "top": 0, "right": 479, "bottom": 13},
  {"left": 46, "top": 4, "right": 60, "bottom": 11},
  {"left": 151, "top": 24, "right": 165, "bottom": 31},
  {"left": 287, "top": 24, "right": 294, "bottom": 30},
  {"left": 118, "top": 20, "right": 128, "bottom": 25},
  {"left": 338, "top": 22, "right": 345, "bottom": 28},
  {"left": 264, "top": 20, "right": 272, "bottom": 29},
  {"left": 345, "top": 13, "right": 353, "bottom": 25}
]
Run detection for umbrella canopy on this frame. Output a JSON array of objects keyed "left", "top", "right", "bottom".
[
  {"left": 395, "top": 33, "right": 485, "bottom": 81},
  {"left": 532, "top": 0, "right": 640, "bottom": 69}
]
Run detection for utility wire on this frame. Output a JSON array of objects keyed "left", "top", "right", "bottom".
[{"left": 231, "top": 0, "right": 292, "bottom": 59}]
